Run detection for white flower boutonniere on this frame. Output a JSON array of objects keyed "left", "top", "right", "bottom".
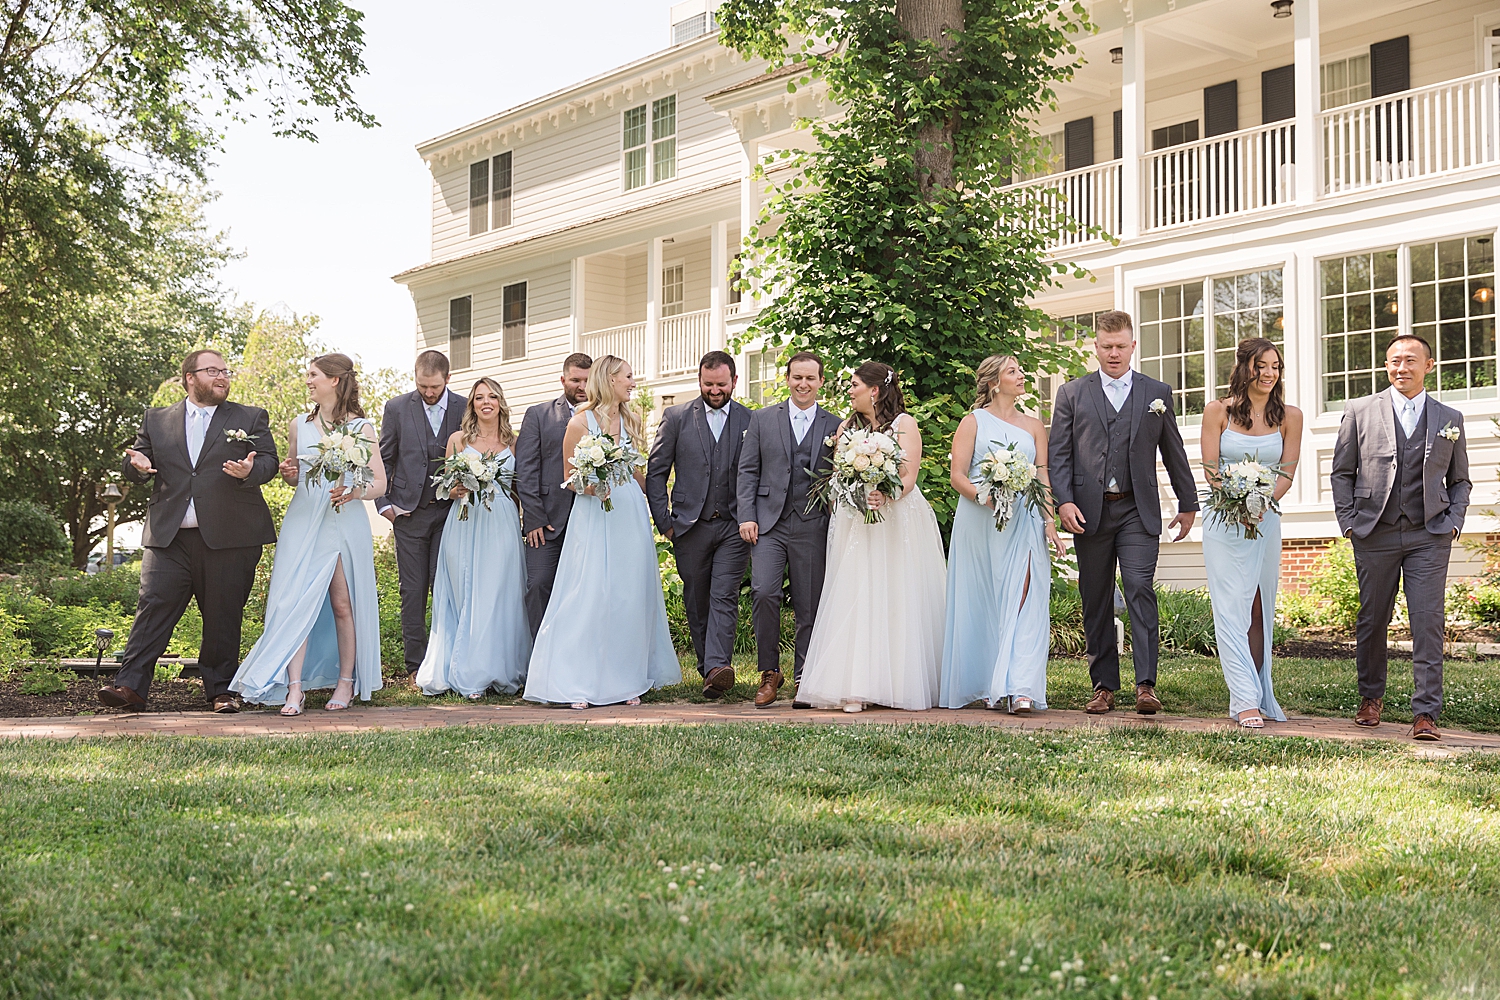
[
  {"left": 1439, "top": 422, "right": 1461, "bottom": 442},
  {"left": 225, "top": 428, "right": 251, "bottom": 443},
  {"left": 1148, "top": 398, "right": 1167, "bottom": 415}
]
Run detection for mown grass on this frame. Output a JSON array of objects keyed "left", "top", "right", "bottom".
[{"left": 1, "top": 726, "right": 1497, "bottom": 998}]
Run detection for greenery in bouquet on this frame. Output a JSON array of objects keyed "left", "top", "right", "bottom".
[
  {"left": 809, "top": 427, "right": 904, "bottom": 524},
  {"left": 564, "top": 432, "right": 645, "bottom": 513},
  {"left": 432, "top": 452, "right": 514, "bottom": 521},
  {"left": 301, "top": 422, "right": 374, "bottom": 513},
  {"left": 1202, "top": 457, "right": 1290, "bottom": 541},
  {"left": 973, "top": 443, "right": 1050, "bottom": 531}
]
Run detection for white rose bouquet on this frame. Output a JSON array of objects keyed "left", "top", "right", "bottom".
[
  {"left": 973, "top": 443, "right": 1050, "bottom": 531},
  {"left": 564, "top": 431, "right": 645, "bottom": 512},
  {"left": 1202, "top": 456, "right": 1289, "bottom": 540},
  {"left": 302, "top": 422, "right": 375, "bottom": 513},
  {"left": 431, "top": 451, "right": 514, "bottom": 521},
  {"left": 810, "top": 426, "right": 905, "bottom": 524}
]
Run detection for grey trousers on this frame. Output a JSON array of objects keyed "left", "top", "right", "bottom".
[
  {"left": 392, "top": 503, "right": 449, "bottom": 673},
  {"left": 1353, "top": 518, "right": 1451, "bottom": 719},
  {"left": 673, "top": 518, "right": 750, "bottom": 676},
  {"left": 749, "top": 512, "right": 829, "bottom": 680},
  {"left": 524, "top": 527, "right": 566, "bottom": 639},
  {"left": 1073, "top": 497, "right": 1161, "bottom": 692}
]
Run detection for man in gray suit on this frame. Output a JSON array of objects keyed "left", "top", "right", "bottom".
[
  {"left": 647, "top": 351, "right": 753, "bottom": 698},
  {"left": 376, "top": 350, "right": 468, "bottom": 674},
  {"left": 1049, "top": 310, "right": 1199, "bottom": 715},
  {"left": 1331, "top": 334, "right": 1470, "bottom": 741},
  {"left": 737, "top": 351, "right": 842, "bottom": 709},
  {"left": 515, "top": 352, "right": 592, "bottom": 636}
]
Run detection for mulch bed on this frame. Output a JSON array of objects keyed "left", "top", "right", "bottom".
[{"left": 0, "top": 675, "right": 217, "bottom": 719}]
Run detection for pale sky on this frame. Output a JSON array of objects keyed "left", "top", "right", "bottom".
[{"left": 203, "top": 0, "right": 672, "bottom": 376}]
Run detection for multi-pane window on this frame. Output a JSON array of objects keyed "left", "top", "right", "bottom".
[
  {"left": 1412, "top": 236, "right": 1496, "bottom": 400},
  {"left": 1138, "top": 283, "right": 1207, "bottom": 419},
  {"left": 1321, "top": 54, "right": 1371, "bottom": 110},
  {"left": 502, "top": 282, "right": 527, "bottom": 362},
  {"left": 727, "top": 254, "right": 742, "bottom": 306},
  {"left": 623, "top": 105, "right": 649, "bottom": 190},
  {"left": 468, "top": 154, "right": 513, "bottom": 235},
  {"left": 624, "top": 96, "right": 678, "bottom": 191},
  {"left": 1321, "top": 250, "right": 1401, "bottom": 407},
  {"left": 1051, "top": 311, "right": 1102, "bottom": 342},
  {"left": 448, "top": 296, "right": 472, "bottom": 371},
  {"left": 661, "top": 263, "right": 684, "bottom": 318},
  {"left": 1017, "top": 129, "right": 1064, "bottom": 181},
  {"left": 1151, "top": 120, "right": 1200, "bottom": 150},
  {"left": 652, "top": 96, "right": 677, "bottom": 183},
  {"left": 1210, "top": 269, "right": 1284, "bottom": 399},
  {"left": 491, "top": 152, "right": 512, "bottom": 229},
  {"left": 745, "top": 351, "right": 776, "bottom": 405}
]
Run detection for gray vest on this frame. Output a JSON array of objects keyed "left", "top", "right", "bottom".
[
  {"left": 420, "top": 414, "right": 447, "bottom": 507},
  {"left": 783, "top": 418, "right": 819, "bottom": 522},
  {"left": 1382, "top": 407, "right": 1427, "bottom": 525},
  {"left": 703, "top": 410, "right": 737, "bottom": 520},
  {"left": 1103, "top": 401, "right": 1131, "bottom": 493}
]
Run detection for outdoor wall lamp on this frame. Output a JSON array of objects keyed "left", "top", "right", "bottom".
[
  {"left": 1271, "top": 0, "right": 1293, "bottom": 17},
  {"left": 1474, "top": 286, "right": 1495, "bottom": 305},
  {"left": 1110, "top": 47, "right": 1123, "bottom": 64}
]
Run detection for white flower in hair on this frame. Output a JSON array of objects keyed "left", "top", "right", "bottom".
[{"left": 1149, "top": 398, "right": 1167, "bottom": 415}]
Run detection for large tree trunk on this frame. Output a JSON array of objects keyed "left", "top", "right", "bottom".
[{"left": 897, "top": 0, "right": 964, "bottom": 198}]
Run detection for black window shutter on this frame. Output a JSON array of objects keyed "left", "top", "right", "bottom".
[
  {"left": 1204, "top": 80, "right": 1239, "bottom": 137},
  {"left": 1113, "top": 110, "right": 1122, "bottom": 160},
  {"left": 1063, "top": 117, "right": 1094, "bottom": 171},
  {"left": 1370, "top": 36, "right": 1410, "bottom": 97},
  {"left": 1261, "top": 65, "right": 1295, "bottom": 123}
]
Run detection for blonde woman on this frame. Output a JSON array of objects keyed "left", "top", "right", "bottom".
[
  {"left": 416, "top": 377, "right": 532, "bottom": 699},
  {"left": 523, "top": 355, "right": 678, "bottom": 709},
  {"left": 940, "top": 355, "right": 1065, "bottom": 712}
]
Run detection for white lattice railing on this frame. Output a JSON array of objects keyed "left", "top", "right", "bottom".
[
  {"left": 659, "top": 308, "right": 712, "bottom": 377},
  {"left": 1322, "top": 68, "right": 1500, "bottom": 194},
  {"left": 578, "top": 321, "right": 646, "bottom": 373},
  {"left": 1142, "top": 121, "right": 1297, "bottom": 232},
  {"left": 1010, "top": 161, "right": 1121, "bottom": 249}
]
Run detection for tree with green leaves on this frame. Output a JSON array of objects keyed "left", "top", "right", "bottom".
[{"left": 718, "top": 0, "right": 1094, "bottom": 530}]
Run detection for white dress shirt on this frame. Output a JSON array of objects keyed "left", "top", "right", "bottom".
[
  {"left": 1389, "top": 385, "right": 1427, "bottom": 439},
  {"left": 1102, "top": 369, "right": 1134, "bottom": 413},
  {"left": 179, "top": 402, "right": 218, "bottom": 530},
  {"left": 789, "top": 400, "right": 816, "bottom": 444},
  {"left": 705, "top": 402, "right": 728, "bottom": 441}
]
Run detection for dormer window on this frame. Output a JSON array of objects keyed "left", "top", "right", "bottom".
[{"left": 468, "top": 152, "right": 513, "bottom": 236}]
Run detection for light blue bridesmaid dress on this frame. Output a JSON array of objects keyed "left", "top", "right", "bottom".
[
  {"left": 1202, "top": 427, "right": 1287, "bottom": 721},
  {"left": 416, "top": 446, "right": 531, "bottom": 697},
  {"left": 939, "top": 409, "right": 1051, "bottom": 710},
  {"left": 231, "top": 417, "right": 383, "bottom": 705},
  {"left": 523, "top": 410, "right": 679, "bottom": 705}
]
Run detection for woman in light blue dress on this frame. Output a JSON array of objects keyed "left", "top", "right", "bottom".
[
  {"left": 1201, "top": 337, "right": 1303, "bottom": 728},
  {"left": 940, "top": 355, "right": 1066, "bottom": 712},
  {"left": 416, "top": 377, "right": 531, "bottom": 698},
  {"left": 523, "top": 355, "right": 679, "bottom": 709},
  {"left": 231, "top": 353, "right": 387, "bottom": 715}
]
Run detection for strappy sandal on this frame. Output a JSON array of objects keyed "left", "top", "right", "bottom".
[
  {"left": 625, "top": 697, "right": 641, "bottom": 707},
  {"left": 280, "top": 682, "right": 304, "bottom": 717},
  {"left": 325, "top": 675, "right": 356, "bottom": 712},
  {"left": 1237, "top": 711, "right": 1265, "bottom": 729},
  {"left": 570, "top": 701, "right": 589, "bottom": 711},
  {"left": 1011, "top": 696, "right": 1034, "bottom": 716}
]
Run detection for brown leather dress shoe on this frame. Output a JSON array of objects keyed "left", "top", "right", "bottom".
[
  {"left": 753, "top": 670, "right": 783, "bottom": 708},
  {"left": 1411, "top": 714, "right": 1441, "bottom": 741},
  {"left": 1084, "top": 688, "right": 1115, "bottom": 714},
  {"left": 702, "top": 666, "right": 736, "bottom": 699},
  {"left": 98, "top": 685, "right": 146, "bottom": 710},
  {"left": 212, "top": 694, "right": 242, "bottom": 714},
  {"left": 1355, "top": 697, "right": 1383, "bottom": 727},
  {"left": 1135, "top": 684, "right": 1162, "bottom": 715}
]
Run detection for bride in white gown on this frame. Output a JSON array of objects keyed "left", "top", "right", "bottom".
[{"left": 797, "top": 362, "right": 947, "bottom": 712}]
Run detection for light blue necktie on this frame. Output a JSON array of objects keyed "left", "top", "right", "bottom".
[
  {"left": 426, "top": 401, "right": 443, "bottom": 436},
  {"left": 706, "top": 406, "right": 726, "bottom": 441}
]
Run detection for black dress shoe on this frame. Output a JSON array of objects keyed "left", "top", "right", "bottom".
[{"left": 98, "top": 685, "right": 147, "bottom": 710}]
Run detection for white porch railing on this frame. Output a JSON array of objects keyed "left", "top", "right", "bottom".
[
  {"left": 1142, "top": 122, "right": 1296, "bottom": 232},
  {"left": 579, "top": 321, "right": 646, "bottom": 373},
  {"left": 1322, "top": 68, "right": 1500, "bottom": 194},
  {"left": 659, "top": 308, "right": 712, "bottom": 377},
  {"left": 1010, "top": 161, "right": 1122, "bottom": 248}
]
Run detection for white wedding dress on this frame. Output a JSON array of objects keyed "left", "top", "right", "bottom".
[{"left": 798, "top": 414, "right": 948, "bottom": 711}]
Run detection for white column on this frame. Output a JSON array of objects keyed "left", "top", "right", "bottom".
[
  {"left": 1294, "top": 0, "right": 1321, "bottom": 204},
  {"left": 710, "top": 219, "right": 728, "bottom": 352},
  {"left": 646, "top": 236, "right": 663, "bottom": 380},
  {"left": 570, "top": 256, "right": 585, "bottom": 353},
  {"left": 1119, "top": 22, "right": 1146, "bottom": 239}
]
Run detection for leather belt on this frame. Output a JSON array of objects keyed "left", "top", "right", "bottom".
[{"left": 1103, "top": 491, "right": 1133, "bottom": 502}]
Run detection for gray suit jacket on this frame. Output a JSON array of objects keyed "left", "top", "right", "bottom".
[
  {"left": 1047, "top": 370, "right": 1199, "bottom": 537},
  {"left": 646, "top": 397, "right": 752, "bottom": 536},
  {"left": 736, "top": 400, "right": 841, "bottom": 532},
  {"left": 375, "top": 389, "right": 467, "bottom": 513},
  {"left": 514, "top": 395, "right": 577, "bottom": 539},
  {"left": 1330, "top": 391, "right": 1471, "bottom": 539}
]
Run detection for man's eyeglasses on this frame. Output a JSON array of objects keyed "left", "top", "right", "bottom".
[{"left": 189, "top": 367, "right": 235, "bottom": 379}]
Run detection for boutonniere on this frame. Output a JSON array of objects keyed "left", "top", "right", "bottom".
[
  {"left": 1439, "top": 422, "right": 1461, "bottom": 442},
  {"left": 1148, "top": 398, "right": 1167, "bottom": 415},
  {"left": 225, "top": 428, "right": 251, "bottom": 443}
]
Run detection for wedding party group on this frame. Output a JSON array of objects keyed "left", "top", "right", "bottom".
[{"left": 95, "top": 308, "right": 1469, "bottom": 740}]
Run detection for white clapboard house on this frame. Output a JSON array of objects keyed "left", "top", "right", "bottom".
[{"left": 394, "top": 0, "right": 1500, "bottom": 588}]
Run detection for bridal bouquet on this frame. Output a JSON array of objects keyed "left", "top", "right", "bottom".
[
  {"left": 810, "top": 427, "right": 905, "bottom": 524},
  {"left": 973, "top": 443, "right": 1050, "bottom": 531},
  {"left": 431, "top": 452, "right": 514, "bottom": 521},
  {"left": 1202, "top": 457, "right": 1289, "bottom": 540},
  {"left": 302, "top": 423, "right": 376, "bottom": 513},
  {"left": 563, "top": 432, "right": 645, "bottom": 512}
]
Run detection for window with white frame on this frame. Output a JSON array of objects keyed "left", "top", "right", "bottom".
[
  {"left": 1321, "top": 249, "right": 1399, "bottom": 407},
  {"left": 448, "top": 296, "right": 472, "bottom": 370},
  {"left": 652, "top": 95, "right": 677, "bottom": 183},
  {"left": 1321, "top": 54, "right": 1371, "bottom": 110},
  {"left": 1412, "top": 235, "right": 1496, "bottom": 399},
  {"left": 1209, "top": 269, "right": 1284, "bottom": 399},
  {"left": 623, "top": 105, "right": 649, "bottom": 190},
  {"left": 745, "top": 350, "right": 776, "bottom": 405},
  {"left": 1016, "top": 129, "right": 1064, "bottom": 181},
  {"left": 468, "top": 153, "right": 513, "bottom": 235},
  {"left": 661, "top": 263, "right": 684, "bottom": 318},
  {"left": 502, "top": 282, "right": 527, "bottom": 361},
  {"left": 491, "top": 151, "right": 512, "bottom": 229},
  {"left": 623, "top": 96, "right": 677, "bottom": 191}
]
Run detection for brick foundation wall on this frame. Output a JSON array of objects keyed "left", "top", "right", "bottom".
[{"left": 1280, "top": 538, "right": 1333, "bottom": 593}]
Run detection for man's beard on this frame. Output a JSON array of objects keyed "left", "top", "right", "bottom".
[
  {"left": 190, "top": 384, "right": 228, "bottom": 406},
  {"left": 701, "top": 391, "right": 730, "bottom": 409}
]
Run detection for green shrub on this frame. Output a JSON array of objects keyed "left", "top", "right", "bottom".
[
  {"left": 0, "top": 605, "right": 32, "bottom": 681},
  {"left": 1276, "top": 589, "right": 1318, "bottom": 630},
  {"left": 375, "top": 536, "right": 406, "bottom": 671},
  {"left": 1308, "top": 538, "right": 1361, "bottom": 633},
  {"left": 665, "top": 587, "right": 796, "bottom": 655},
  {"left": 1049, "top": 580, "right": 1087, "bottom": 655},
  {"left": 0, "top": 591, "right": 135, "bottom": 658},
  {"left": 13, "top": 565, "right": 142, "bottom": 613},
  {"left": 1447, "top": 580, "right": 1500, "bottom": 627},
  {"left": 0, "top": 500, "right": 70, "bottom": 566},
  {"left": 1157, "top": 587, "right": 1218, "bottom": 656},
  {"left": 18, "top": 663, "right": 68, "bottom": 695}
]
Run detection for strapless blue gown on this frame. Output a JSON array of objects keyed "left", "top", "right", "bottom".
[
  {"left": 940, "top": 409, "right": 1051, "bottom": 709},
  {"left": 416, "top": 446, "right": 531, "bottom": 697},
  {"left": 231, "top": 417, "right": 383, "bottom": 705},
  {"left": 1203, "top": 427, "right": 1287, "bottom": 721},
  {"left": 523, "top": 411, "right": 679, "bottom": 705}
]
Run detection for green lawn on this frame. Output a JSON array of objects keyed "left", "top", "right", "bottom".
[
  {"left": 351, "top": 652, "right": 1500, "bottom": 733},
  {"left": 1, "top": 727, "right": 1496, "bottom": 998}
]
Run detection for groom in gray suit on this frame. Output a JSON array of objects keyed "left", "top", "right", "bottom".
[
  {"left": 647, "top": 351, "right": 753, "bottom": 697},
  {"left": 1049, "top": 310, "right": 1199, "bottom": 715},
  {"left": 737, "top": 351, "right": 841, "bottom": 709},
  {"left": 1331, "top": 334, "right": 1470, "bottom": 741}
]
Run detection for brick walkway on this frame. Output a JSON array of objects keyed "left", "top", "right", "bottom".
[{"left": 0, "top": 703, "right": 1495, "bottom": 752}]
